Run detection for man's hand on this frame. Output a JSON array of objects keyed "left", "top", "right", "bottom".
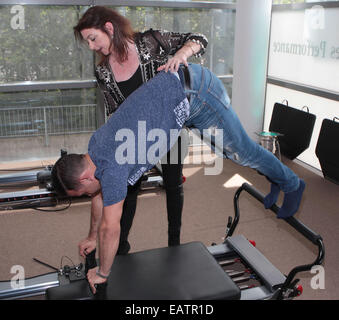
[
  {"left": 87, "top": 267, "right": 107, "bottom": 294},
  {"left": 79, "top": 237, "right": 97, "bottom": 258}
]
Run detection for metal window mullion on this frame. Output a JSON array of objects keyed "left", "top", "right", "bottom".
[
  {"left": 85, "top": 105, "right": 89, "bottom": 131},
  {"left": 8, "top": 109, "right": 13, "bottom": 136},
  {"left": 0, "top": 0, "right": 236, "bottom": 10},
  {"left": 267, "top": 77, "right": 339, "bottom": 102},
  {"left": 272, "top": 1, "right": 339, "bottom": 11},
  {"left": 43, "top": 107, "right": 49, "bottom": 145},
  {"left": 24, "top": 107, "right": 29, "bottom": 136},
  {"left": 47, "top": 106, "right": 51, "bottom": 134},
  {"left": 78, "top": 105, "right": 82, "bottom": 132},
  {"left": 68, "top": 106, "right": 72, "bottom": 134},
  {"left": 58, "top": 106, "right": 62, "bottom": 134},
  {"left": 0, "top": 80, "right": 97, "bottom": 93},
  {"left": 0, "top": 112, "right": 3, "bottom": 136}
]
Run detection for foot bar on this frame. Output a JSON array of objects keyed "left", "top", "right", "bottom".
[
  {"left": 235, "top": 183, "right": 323, "bottom": 247},
  {"left": 231, "top": 183, "right": 325, "bottom": 299}
]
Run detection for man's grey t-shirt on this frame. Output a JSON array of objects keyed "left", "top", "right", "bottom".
[{"left": 88, "top": 71, "right": 189, "bottom": 207}]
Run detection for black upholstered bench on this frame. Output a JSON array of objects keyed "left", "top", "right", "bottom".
[{"left": 46, "top": 242, "right": 241, "bottom": 300}]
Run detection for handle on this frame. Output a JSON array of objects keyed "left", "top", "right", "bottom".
[
  {"left": 84, "top": 249, "right": 107, "bottom": 300},
  {"left": 85, "top": 249, "right": 97, "bottom": 273},
  {"left": 281, "top": 99, "right": 289, "bottom": 106}
]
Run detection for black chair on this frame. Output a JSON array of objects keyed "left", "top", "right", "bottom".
[
  {"left": 269, "top": 102, "right": 316, "bottom": 160},
  {"left": 315, "top": 117, "right": 339, "bottom": 185}
]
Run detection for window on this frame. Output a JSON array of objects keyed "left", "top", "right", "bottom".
[{"left": 0, "top": 2, "right": 236, "bottom": 162}]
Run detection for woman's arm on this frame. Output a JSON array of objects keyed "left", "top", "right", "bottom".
[
  {"left": 150, "top": 30, "right": 208, "bottom": 72},
  {"left": 149, "top": 30, "right": 208, "bottom": 72},
  {"left": 157, "top": 40, "right": 202, "bottom": 72},
  {"left": 149, "top": 30, "right": 208, "bottom": 57}
]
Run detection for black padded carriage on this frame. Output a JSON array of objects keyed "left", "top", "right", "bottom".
[
  {"left": 269, "top": 103, "right": 316, "bottom": 160},
  {"left": 46, "top": 242, "right": 241, "bottom": 300},
  {"left": 316, "top": 118, "right": 339, "bottom": 184}
]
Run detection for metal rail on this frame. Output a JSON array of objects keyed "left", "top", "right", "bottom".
[{"left": 229, "top": 182, "right": 325, "bottom": 299}]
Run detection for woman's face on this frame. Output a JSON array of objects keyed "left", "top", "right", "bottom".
[{"left": 81, "top": 27, "right": 112, "bottom": 56}]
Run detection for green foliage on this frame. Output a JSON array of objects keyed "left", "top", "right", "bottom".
[
  {"left": 0, "top": 4, "right": 235, "bottom": 160},
  {"left": 0, "top": 5, "right": 93, "bottom": 83},
  {"left": 0, "top": 5, "right": 235, "bottom": 84}
]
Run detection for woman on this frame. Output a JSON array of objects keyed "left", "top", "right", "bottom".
[{"left": 73, "top": 6, "right": 208, "bottom": 255}]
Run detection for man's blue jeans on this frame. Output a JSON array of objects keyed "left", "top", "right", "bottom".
[{"left": 184, "top": 63, "right": 299, "bottom": 193}]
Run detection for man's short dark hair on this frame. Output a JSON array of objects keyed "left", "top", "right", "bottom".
[{"left": 51, "top": 154, "right": 86, "bottom": 196}]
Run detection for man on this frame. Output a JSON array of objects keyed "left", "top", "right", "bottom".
[
  {"left": 52, "top": 64, "right": 305, "bottom": 293},
  {"left": 52, "top": 70, "right": 189, "bottom": 293}
]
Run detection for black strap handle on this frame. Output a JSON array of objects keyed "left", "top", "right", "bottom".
[
  {"left": 84, "top": 249, "right": 107, "bottom": 300},
  {"left": 302, "top": 105, "right": 310, "bottom": 113},
  {"left": 281, "top": 99, "right": 289, "bottom": 106}
]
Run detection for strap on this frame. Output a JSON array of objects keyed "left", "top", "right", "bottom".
[
  {"left": 96, "top": 269, "right": 110, "bottom": 279},
  {"left": 281, "top": 99, "right": 289, "bottom": 106},
  {"left": 302, "top": 106, "right": 309, "bottom": 113}
]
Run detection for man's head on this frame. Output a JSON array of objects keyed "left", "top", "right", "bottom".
[{"left": 51, "top": 153, "right": 100, "bottom": 197}]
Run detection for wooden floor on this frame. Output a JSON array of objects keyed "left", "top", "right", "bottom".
[{"left": 0, "top": 154, "right": 338, "bottom": 300}]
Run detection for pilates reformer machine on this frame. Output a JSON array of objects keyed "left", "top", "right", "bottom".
[
  {"left": 0, "top": 152, "right": 167, "bottom": 213},
  {"left": 0, "top": 159, "right": 325, "bottom": 300}
]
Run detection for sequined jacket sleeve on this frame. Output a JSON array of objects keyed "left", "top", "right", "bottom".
[
  {"left": 95, "top": 29, "right": 208, "bottom": 116},
  {"left": 142, "top": 29, "right": 208, "bottom": 59}
]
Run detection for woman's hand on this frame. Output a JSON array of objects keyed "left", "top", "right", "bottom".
[
  {"left": 157, "top": 51, "right": 188, "bottom": 73},
  {"left": 78, "top": 237, "right": 97, "bottom": 258},
  {"left": 157, "top": 41, "right": 200, "bottom": 73}
]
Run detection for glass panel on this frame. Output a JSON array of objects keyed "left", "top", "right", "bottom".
[
  {"left": 221, "top": 78, "right": 233, "bottom": 100},
  {"left": 0, "top": 4, "right": 235, "bottom": 83},
  {"left": 0, "top": 88, "right": 97, "bottom": 162},
  {"left": 0, "top": 5, "right": 93, "bottom": 83},
  {"left": 114, "top": 6, "right": 235, "bottom": 76},
  {"left": 0, "top": 4, "right": 236, "bottom": 163}
]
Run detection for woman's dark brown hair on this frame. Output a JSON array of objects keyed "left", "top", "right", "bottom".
[{"left": 73, "top": 6, "right": 135, "bottom": 64}]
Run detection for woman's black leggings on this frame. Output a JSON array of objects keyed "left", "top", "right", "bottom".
[{"left": 117, "top": 137, "right": 184, "bottom": 255}]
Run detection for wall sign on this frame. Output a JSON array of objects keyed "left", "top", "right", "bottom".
[{"left": 268, "top": 6, "right": 339, "bottom": 93}]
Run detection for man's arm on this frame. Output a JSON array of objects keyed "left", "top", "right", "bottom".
[
  {"left": 89, "top": 191, "right": 104, "bottom": 239},
  {"left": 87, "top": 199, "right": 124, "bottom": 293},
  {"left": 98, "top": 200, "right": 124, "bottom": 275},
  {"left": 79, "top": 191, "right": 103, "bottom": 257}
]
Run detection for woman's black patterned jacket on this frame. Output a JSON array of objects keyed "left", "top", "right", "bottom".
[{"left": 95, "top": 29, "right": 208, "bottom": 116}]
